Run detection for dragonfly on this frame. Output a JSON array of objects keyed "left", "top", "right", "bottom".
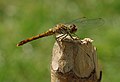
[{"left": 17, "top": 17, "right": 104, "bottom": 46}]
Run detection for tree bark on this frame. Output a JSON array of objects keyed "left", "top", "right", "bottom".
[{"left": 51, "top": 36, "right": 102, "bottom": 82}]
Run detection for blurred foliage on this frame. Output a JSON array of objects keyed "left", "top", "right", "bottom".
[{"left": 0, "top": 0, "right": 120, "bottom": 82}]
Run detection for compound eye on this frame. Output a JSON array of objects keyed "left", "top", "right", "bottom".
[
  {"left": 73, "top": 24, "right": 76, "bottom": 27},
  {"left": 69, "top": 24, "right": 77, "bottom": 33},
  {"left": 70, "top": 24, "right": 74, "bottom": 28},
  {"left": 70, "top": 24, "right": 76, "bottom": 28}
]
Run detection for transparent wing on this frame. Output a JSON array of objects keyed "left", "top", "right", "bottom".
[
  {"left": 67, "top": 17, "right": 105, "bottom": 37},
  {"left": 67, "top": 17, "right": 104, "bottom": 28},
  {"left": 66, "top": 17, "right": 87, "bottom": 24}
]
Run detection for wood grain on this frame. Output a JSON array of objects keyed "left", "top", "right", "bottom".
[{"left": 51, "top": 36, "right": 102, "bottom": 82}]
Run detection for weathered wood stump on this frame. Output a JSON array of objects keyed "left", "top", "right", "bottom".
[{"left": 51, "top": 36, "right": 102, "bottom": 82}]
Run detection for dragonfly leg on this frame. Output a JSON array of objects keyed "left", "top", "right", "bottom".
[
  {"left": 72, "top": 33, "right": 80, "bottom": 38},
  {"left": 61, "top": 34, "right": 68, "bottom": 41},
  {"left": 68, "top": 33, "right": 74, "bottom": 40},
  {"left": 55, "top": 34, "right": 66, "bottom": 40}
]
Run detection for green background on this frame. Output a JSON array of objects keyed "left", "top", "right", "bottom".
[{"left": 0, "top": 0, "right": 120, "bottom": 82}]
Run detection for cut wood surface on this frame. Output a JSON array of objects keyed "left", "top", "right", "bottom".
[{"left": 51, "top": 36, "right": 102, "bottom": 82}]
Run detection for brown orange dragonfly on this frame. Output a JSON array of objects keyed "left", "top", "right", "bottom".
[{"left": 17, "top": 17, "right": 104, "bottom": 46}]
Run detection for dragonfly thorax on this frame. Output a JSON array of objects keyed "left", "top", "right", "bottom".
[{"left": 55, "top": 24, "right": 77, "bottom": 35}]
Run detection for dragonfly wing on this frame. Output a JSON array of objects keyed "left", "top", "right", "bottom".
[
  {"left": 66, "top": 17, "right": 87, "bottom": 24},
  {"left": 79, "top": 18, "right": 104, "bottom": 28},
  {"left": 71, "top": 18, "right": 104, "bottom": 28},
  {"left": 67, "top": 17, "right": 105, "bottom": 37}
]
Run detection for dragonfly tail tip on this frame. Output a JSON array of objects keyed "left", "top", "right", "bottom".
[{"left": 16, "top": 44, "right": 21, "bottom": 47}]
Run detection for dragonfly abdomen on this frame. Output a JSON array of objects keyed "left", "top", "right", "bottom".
[{"left": 17, "top": 28, "right": 55, "bottom": 46}]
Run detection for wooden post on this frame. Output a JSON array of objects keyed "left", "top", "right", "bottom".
[{"left": 51, "top": 36, "right": 102, "bottom": 82}]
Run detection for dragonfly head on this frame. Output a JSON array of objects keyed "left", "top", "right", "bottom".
[{"left": 68, "top": 24, "right": 77, "bottom": 33}]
